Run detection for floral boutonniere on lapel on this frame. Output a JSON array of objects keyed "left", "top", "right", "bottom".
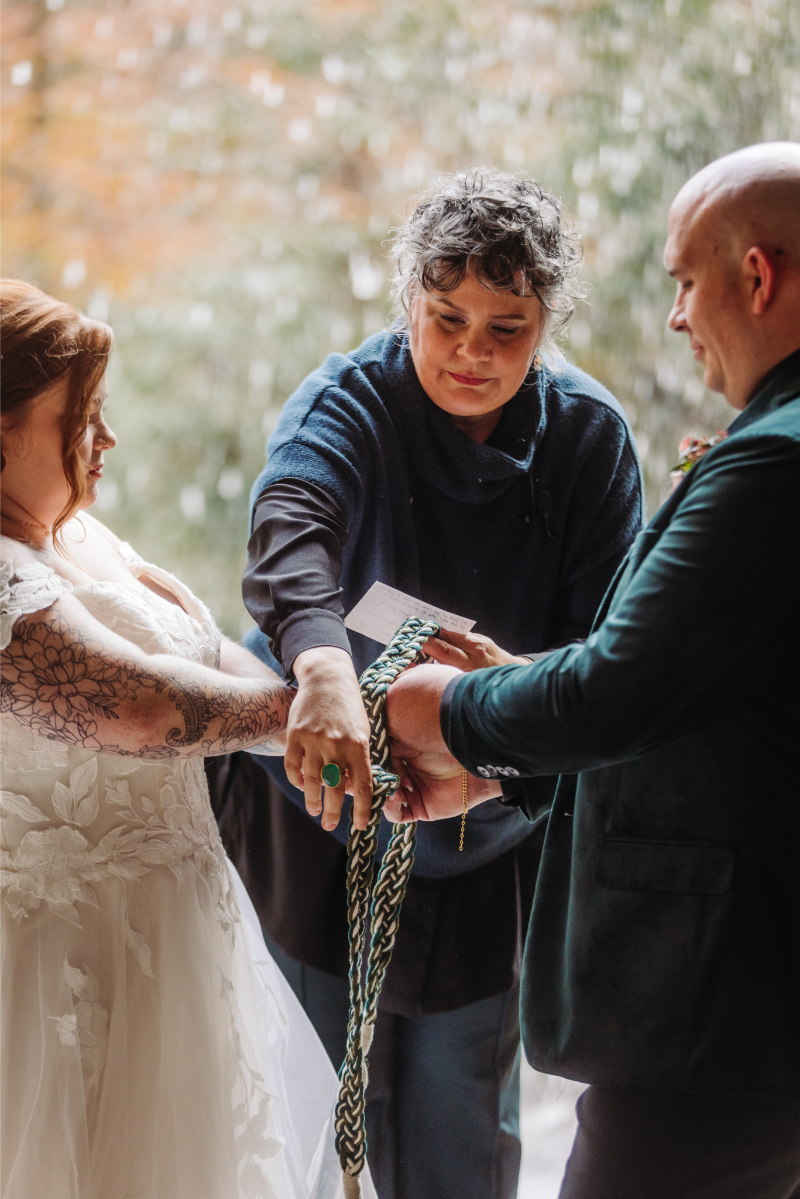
[{"left": 670, "top": 431, "right": 728, "bottom": 492}]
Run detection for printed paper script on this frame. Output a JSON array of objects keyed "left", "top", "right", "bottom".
[{"left": 344, "top": 581, "right": 475, "bottom": 646}]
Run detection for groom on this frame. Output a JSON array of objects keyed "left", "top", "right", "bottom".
[{"left": 383, "top": 142, "right": 800, "bottom": 1199}]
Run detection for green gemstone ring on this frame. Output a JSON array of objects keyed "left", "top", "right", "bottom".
[{"left": 321, "top": 763, "right": 343, "bottom": 788}]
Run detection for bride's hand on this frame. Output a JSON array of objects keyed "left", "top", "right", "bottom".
[{"left": 423, "top": 628, "right": 529, "bottom": 672}]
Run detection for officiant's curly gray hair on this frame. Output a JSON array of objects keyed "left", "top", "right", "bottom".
[{"left": 390, "top": 167, "right": 585, "bottom": 361}]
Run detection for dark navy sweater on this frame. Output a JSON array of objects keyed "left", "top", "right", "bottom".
[{"left": 243, "top": 330, "right": 643, "bottom": 878}]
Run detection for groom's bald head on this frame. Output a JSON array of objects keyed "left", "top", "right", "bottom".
[
  {"left": 671, "top": 142, "right": 800, "bottom": 265},
  {"left": 664, "top": 143, "right": 800, "bottom": 408}
]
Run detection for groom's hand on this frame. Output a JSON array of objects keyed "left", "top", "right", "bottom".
[
  {"left": 383, "top": 664, "right": 502, "bottom": 822},
  {"left": 285, "top": 647, "right": 373, "bottom": 832},
  {"left": 383, "top": 661, "right": 458, "bottom": 762}
]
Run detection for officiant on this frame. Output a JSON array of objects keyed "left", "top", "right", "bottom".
[{"left": 215, "top": 168, "right": 643, "bottom": 1199}]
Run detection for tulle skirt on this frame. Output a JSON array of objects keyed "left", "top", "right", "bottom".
[{"left": 1, "top": 857, "right": 371, "bottom": 1199}]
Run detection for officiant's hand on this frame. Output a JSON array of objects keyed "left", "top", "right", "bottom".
[
  {"left": 285, "top": 647, "right": 373, "bottom": 832},
  {"left": 423, "top": 628, "right": 529, "bottom": 672},
  {"left": 383, "top": 664, "right": 501, "bottom": 822}
]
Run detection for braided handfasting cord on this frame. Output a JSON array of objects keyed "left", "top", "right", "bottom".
[{"left": 334, "top": 617, "right": 440, "bottom": 1198}]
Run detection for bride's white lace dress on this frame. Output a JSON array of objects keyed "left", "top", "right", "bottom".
[{"left": 0, "top": 546, "right": 360, "bottom": 1199}]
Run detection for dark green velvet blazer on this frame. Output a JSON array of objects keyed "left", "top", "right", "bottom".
[{"left": 442, "top": 348, "right": 800, "bottom": 1096}]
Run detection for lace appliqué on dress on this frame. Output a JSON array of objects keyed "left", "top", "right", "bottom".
[
  {"left": 1, "top": 720, "right": 69, "bottom": 773},
  {"left": 116, "top": 542, "right": 146, "bottom": 569},
  {"left": 219, "top": 967, "right": 286, "bottom": 1197},
  {"left": 1, "top": 823, "right": 100, "bottom": 926},
  {"left": 50, "top": 959, "right": 109, "bottom": 1092},
  {"left": 0, "top": 559, "right": 73, "bottom": 650},
  {"left": 1, "top": 757, "right": 235, "bottom": 950},
  {"left": 0, "top": 561, "right": 75, "bottom": 773}
]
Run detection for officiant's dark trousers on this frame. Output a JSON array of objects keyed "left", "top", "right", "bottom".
[
  {"left": 265, "top": 932, "right": 521, "bottom": 1199},
  {"left": 559, "top": 1085, "right": 800, "bottom": 1199}
]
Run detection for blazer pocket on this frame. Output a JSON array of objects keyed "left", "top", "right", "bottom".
[{"left": 595, "top": 838, "right": 735, "bottom": 895}]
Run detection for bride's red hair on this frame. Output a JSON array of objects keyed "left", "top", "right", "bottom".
[{"left": 0, "top": 279, "right": 113, "bottom": 548}]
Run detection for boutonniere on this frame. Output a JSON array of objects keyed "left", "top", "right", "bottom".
[{"left": 670, "top": 431, "right": 727, "bottom": 491}]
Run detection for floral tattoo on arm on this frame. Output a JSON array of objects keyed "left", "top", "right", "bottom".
[{"left": 1, "top": 612, "right": 291, "bottom": 758}]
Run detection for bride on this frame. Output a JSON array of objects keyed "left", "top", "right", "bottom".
[{"left": 0, "top": 280, "right": 373, "bottom": 1199}]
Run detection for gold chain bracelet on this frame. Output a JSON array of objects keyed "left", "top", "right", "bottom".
[{"left": 459, "top": 767, "right": 468, "bottom": 852}]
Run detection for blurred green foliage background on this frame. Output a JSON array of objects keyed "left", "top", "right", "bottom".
[{"left": 3, "top": 0, "right": 798, "bottom": 635}]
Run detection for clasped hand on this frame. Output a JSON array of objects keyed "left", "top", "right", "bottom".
[
  {"left": 383, "top": 661, "right": 503, "bottom": 823},
  {"left": 287, "top": 633, "right": 513, "bottom": 829},
  {"left": 286, "top": 630, "right": 515, "bottom": 831},
  {"left": 384, "top": 628, "right": 521, "bottom": 822}
]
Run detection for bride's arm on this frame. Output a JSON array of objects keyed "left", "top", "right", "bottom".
[
  {"left": 218, "top": 634, "right": 281, "bottom": 681},
  {"left": 1, "top": 592, "right": 294, "bottom": 760}
]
